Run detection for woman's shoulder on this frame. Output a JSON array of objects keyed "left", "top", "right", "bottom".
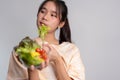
[
  {"left": 59, "top": 42, "right": 81, "bottom": 59},
  {"left": 62, "top": 42, "right": 78, "bottom": 47},
  {"left": 60, "top": 42, "right": 79, "bottom": 50}
]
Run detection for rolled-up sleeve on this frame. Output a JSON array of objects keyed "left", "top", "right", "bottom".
[
  {"left": 68, "top": 48, "right": 85, "bottom": 80},
  {"left": 62, "top": 44, "right": 85, "bottom": 80},
  {"left": 6, "top": 50, "right": 28, "bottom": 80}
]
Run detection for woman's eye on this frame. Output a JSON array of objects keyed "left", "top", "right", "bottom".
[
  {"left": 40, "top": 10, "right": 45, "bottom": 14},
  {"left": 51, "top": 14, "right": 57, "bottom": 17}
]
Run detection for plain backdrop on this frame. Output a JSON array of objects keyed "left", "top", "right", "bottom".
[{"left": 0, "top": 0, "right": 120, "bottom": 80}]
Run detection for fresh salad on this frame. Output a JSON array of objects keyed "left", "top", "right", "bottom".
[{"left": 15, "top": 24, "right": 49, "bottom": 67}]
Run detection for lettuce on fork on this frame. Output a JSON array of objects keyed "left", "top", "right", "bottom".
[{"left": 38, "top": 24, "right": 50, "bottom": 41}]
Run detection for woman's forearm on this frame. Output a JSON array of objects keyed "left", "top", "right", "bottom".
[{"left": 53, "top": 56, "right": 72, "bottom": 80}]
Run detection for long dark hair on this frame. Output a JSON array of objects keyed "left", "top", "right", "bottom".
[{"left": 37, "top": 0, "right": 72, "bottom": 44}]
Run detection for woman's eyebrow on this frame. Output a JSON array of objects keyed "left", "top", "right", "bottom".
[
  {"left": 51, "top": 11, "right": 57, "bottom": 14},
  {"left": 41, "top": 7, "right": 47, "bottom": 10}
]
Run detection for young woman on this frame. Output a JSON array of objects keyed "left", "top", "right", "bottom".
[{"left": 7, "top": 0, "right": 85, "bottom": 80}]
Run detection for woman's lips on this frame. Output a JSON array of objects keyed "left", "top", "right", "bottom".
[{"left": 40, "top": 22, "right": 47, "bottom": 26}]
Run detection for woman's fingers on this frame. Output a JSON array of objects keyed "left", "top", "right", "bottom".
[
  {"left": 37, "top": 59, "right": 49, "bottom": 70},
  {"left": 42, "top": 44, "right": 51, "bottom": 53},
  {"left": 37, "top": 62, "right": 44, "bottom": 70},
  {"left": 45, "top": 58, "right": 49, "bottom": 67}
]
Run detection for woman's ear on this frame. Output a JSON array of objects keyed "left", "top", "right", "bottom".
[{"left": 59, "top": 21, "right": 65, "bottom": 28}]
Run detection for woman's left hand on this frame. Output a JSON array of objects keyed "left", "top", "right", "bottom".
[
  {"left": 35, "top": 44, "right": 61, "bottom": 70},
  {"left": 43, "top": 44, "right": 61, "bottom": 62}
]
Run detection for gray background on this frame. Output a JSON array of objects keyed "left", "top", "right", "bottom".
[{"left": 0, "top": 0, "right": 120, "bottom": 80}]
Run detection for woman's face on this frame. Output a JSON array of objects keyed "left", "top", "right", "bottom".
[{"left": 37, "top": 1, "right": 61, "bottom": 33}]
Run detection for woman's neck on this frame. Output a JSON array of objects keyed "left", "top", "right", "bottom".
[{"left": 44, "top": 32, "right": 59, "bottom": 45}]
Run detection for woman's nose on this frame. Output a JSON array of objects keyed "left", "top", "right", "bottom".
[{"left": 43, "top": 13, "right": 49, "bottom": 20}]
